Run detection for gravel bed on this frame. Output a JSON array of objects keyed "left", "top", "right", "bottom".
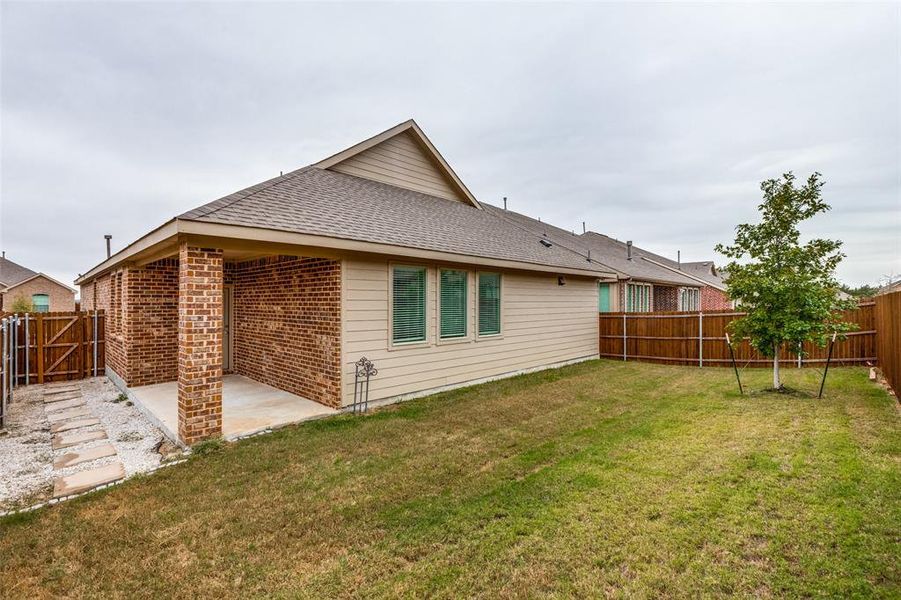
[
  {"left": 1, "top": 377, "right": 182, "bottom": 510},
  {"left": 0, "top": 385, "right": 53, "bottom": 510}
]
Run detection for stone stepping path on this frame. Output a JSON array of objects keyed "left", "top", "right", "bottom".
[
  {"left": 51, "top": 418, "right": 101, "bottom": 434},
  {"left": 41, "top": 384, "right": 125, "bottom": 498},
  {"left": 51, "top": 429, "right": 107, "bottom": 450},
  {"left": 53, "top": 444, "right": 117, "bottom": 469},
  {"left": 53, "top": 463, "right": 125, "bottom": 498}
]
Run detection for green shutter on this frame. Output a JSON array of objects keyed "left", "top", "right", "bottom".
[
  {"left": 392, "top": 266, "right": 426, "bottom": 344},
  {"left": 440, "top": 270, "right": 467, "bottom": 339},
  {"left": 598, "top": 283, "right": 610, "bottom": 312},
  {"left": 478, "top": 273, "right": 501, "bottom": 335}
]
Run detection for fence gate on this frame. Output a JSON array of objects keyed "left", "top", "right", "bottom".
[{"left": 0, "top": 311, "right": 105, "bottom": 425}]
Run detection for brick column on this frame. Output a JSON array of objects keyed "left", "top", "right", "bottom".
[{"left": 177, "top": 243, "right": 224, "bottom": 445}]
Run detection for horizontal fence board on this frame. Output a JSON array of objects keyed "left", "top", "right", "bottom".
[{"left": 599, "top": 302, "right": 876, "bottom": 369}]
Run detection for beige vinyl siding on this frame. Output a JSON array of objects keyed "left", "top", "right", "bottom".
[
  {"left": 328, "top": 131, "right": 464, "bottom": 202},
  {"left": 341, "top": 257, "right": 599, "bottom": 406}
]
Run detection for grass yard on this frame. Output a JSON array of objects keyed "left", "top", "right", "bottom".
[{"left": 1, "top": 362, "right": 898, "bottom": 598}]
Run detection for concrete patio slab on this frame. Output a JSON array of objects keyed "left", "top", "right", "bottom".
[
  {"left": 51, "top": 429, "right": 107, "bottom": 450},
  {"left": 50, "top": 418, "right": 102, "bottom": 434},
  {"left": 53, "top": 462, "right": 124, "bottom": 498},
  {"left": 46, "top": 407, "right": 93, "bottom": 423},
  {"left": 43, "top": 392, "right": 82, "bottom": 403},
  {"left": 130, "top": 374, "right": 338, "bottom": 442},
  {"left": 45, "top": 398, "right": 86, "bottom": 412},
  {"left": 53, "top": 443, "right": 117, "bottom": 469}
]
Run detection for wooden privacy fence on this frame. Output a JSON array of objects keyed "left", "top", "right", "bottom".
[
  {"left": 1, "top": 311, "right": 105, "bottom": 427},
  {"left": 598, "top": 302, "right": 876, "bottom": 368},
  {"left": 874, "top": 291, "right": 900, "bottom": 394}
]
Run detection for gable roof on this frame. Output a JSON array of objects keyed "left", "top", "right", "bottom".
[
  {"left": 179, "top": 166, "right": 608, "bottom": 275},
  {"left": 482, "top": 204, "right": 703, "bottom": 287},
  {"left": 314, "top": 120, "right": 482, "bottom": 208},
  {"left": 0, "top": 256, "right": 38, "bottom": 287}
]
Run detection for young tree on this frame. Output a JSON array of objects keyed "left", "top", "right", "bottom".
[
  {"left": 716, "top": 172, "right": 856, "bottom": 390},
  {"left": 9, "top": 295, "right": 33, "bottom": 313}
]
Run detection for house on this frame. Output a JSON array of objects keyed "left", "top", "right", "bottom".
[
  {"left": 485, "top": 206, "right": 732, "bottom": 312},
  {"left": 0, "top": 253, "right": 76, "bottom": 313},
  {"left": 75, "top": 120, "right": 617, "bottom": 445}
]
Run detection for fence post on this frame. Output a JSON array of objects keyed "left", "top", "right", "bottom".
[
  {"left": 36, "top": 314, "right": 44, "bottom": 385},
  {"left": 24, "top": 314, "right": 30, "bottom": 386},
  {"left": 698, "top": 311, "right": 704, "bottom": 367},
  {"left": 622, "top": 312, "right": 627, "bottom": 361},
  {"left": 93, "top": 310, "right": 98, "bottom": 378}
]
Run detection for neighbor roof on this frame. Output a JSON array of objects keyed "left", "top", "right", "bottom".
[
  {"left": 483, "top": 205, "right": 703, "bottom": 287},
  {"left": 0, "top": 256, "right": 38, "bottom": 287}
]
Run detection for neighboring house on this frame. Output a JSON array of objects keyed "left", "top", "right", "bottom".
[
  {"left": 485, "top": 206, "right": 731, "bottom": 312},
  {"left": 0, "top": 254, "right": 76, "bottom": 313},
  {"left": 75, "top": 120, "right": 617, "bottom": 445},
  {"left": 877, "top": 280, "right": 901, "bottom": 296}
]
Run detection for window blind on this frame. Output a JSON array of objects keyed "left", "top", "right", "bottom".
[
  {"left": 32, "top": 294, "right": 50, "bottom": 313},
  {"left": 440, "top": 270, "right": 467, "bottom": 339},
  {"left": 392, "top": 266, "right": 426, "bottom": 344},
  {"left": 478, "top": 273, "right": 501, "bottom": 335}
]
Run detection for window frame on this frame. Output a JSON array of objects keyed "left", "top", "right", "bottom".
[
  {"left": 475, "top": 271, "right": 503, "bottom": 340},
  {"left": 31, "top": 293, "right": 50, "bottom": 313},
  {"left": 626, "top": 282, "right": 653, "bottom": 313},
  {"left": 679, "top": 287, "right": 700, "bottom": 311},
  {"left": 437, "top": 268, "right": 472, "bottom": 344},
  {"left": 388, "top": 263, "right": 430, "bottom": 349}
]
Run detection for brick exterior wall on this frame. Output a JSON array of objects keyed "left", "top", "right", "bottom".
[
  {"left": 652, "top": 285, "right": 678, "bottom": 311},
  {"left": 701, "top": 287, "right": 733, "bottom": 311},
  {"left": 80, "top": 261, "right": 178, "bottom": 387},
  {"left": 226, "top": 256, "right": 342, "bottom": 408},
  {"left": 178, "top": 244, "right": 223, "bottom": 445},
  {"left": 125, "top": 260, "right": 178, "bottom": 386},
  {"left": 2, "top": 276, "right": 75, "bottom": 312}
]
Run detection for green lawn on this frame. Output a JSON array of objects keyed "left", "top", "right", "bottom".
[{"left": 1, "top": 362, "right": 898, "bottom": 598}]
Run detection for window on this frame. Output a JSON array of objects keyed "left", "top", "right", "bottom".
[
  {"left": 680, "top": 288, "right": 700, "bottom": 311},
  {"left": 439, "top": 269, "right": 467, "bottom": 339},
  {"left": 478, "top": 273, "right": 501, "bottom": 336},
  {"left": 626, "top": 283, "right": 652, "bottom": 312},
  {"left": 598, "top": 283, "right": 611, "bottom": 312},
  {"left": 32, "top": 294, "right": 50, "bottom": 313},
  {"left": 392, "top": 266, "right": 427, "bottom": 344}
]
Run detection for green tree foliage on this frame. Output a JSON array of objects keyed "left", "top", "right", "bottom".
[
  {"left": 840, "top": 283, "right": 879, "bottom": 298},
  {"left": 716, "top": 172, "right": 856, "bottom": 389},
  {"left": 8, "top": 295, "right": 33, "bottom": 313}
]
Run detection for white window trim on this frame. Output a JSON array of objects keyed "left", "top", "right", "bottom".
[
  {"left": 626, "top": 282, "right": 653, "bottom": 313},
  {"left": 475, "top": 271, "right": 504, "bottom": 341},
  {"left": 388, "top": 262, "right": 431, "bottom": 351},
  {"left": 436, "top": 267, "right": 473, "bottom": 345}
]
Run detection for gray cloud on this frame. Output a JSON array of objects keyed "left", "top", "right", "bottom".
[{"left": 1, "top": 2, "right": 898, "bottom": 288}]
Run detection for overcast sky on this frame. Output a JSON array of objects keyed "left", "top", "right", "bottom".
[{"left": 1, "top": 2, "right": 898, "bottom": 289}]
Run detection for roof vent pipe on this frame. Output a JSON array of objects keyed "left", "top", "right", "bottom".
[
  {"left": 503, "top": 196, "right": 507, "bottom": 210},
  {"left": 104, "top": 235, "right": 112, "bottom": 259},
  {"left": 582, "top": 221, "right": 586, "bottom": 234},
  {"left": 677, "top": 250, "right": 681, "bottom": 269},
  {"left": 627, "top": 240, "right": 633, "bottom": 260}
]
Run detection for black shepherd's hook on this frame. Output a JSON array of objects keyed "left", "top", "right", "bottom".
[
  {"left": 725, "top": 332, "right": 743, "bottom": 395},
  {"left": 353, "top": 357, "right": 378, "bottom": 413},
  {"left": 818, "top": 332, "right": 838, "bottom": 399}
]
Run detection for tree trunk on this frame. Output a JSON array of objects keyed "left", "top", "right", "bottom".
[{"left": 773, "top": 342, "right": 781, "bottom": 389}]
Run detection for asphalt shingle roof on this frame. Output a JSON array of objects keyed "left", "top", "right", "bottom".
[
  {"left": 0, "top": 256, "right": 38, "bottom": 287},
  {"left": 482, "top": 204, "right": 705, "bottom": 287},
  {"left": 179, "top": 167, "right": 608, "bottom": 274}
]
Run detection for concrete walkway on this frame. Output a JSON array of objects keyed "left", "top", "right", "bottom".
[{"left": 43, "top": 383, "right": 125, "bottom": 498}]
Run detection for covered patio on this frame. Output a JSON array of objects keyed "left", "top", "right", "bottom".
[{"left": 129, "top": 374, "right": 337, "bottom": 442}]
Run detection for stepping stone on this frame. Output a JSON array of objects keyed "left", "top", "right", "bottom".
[
  {"left": 44, "top": 392, "right": 82, "bottom": 402},
  {"left": 51, "top": 418, "right": 101, "bottom": 434},
  {"left": 51, "top": 429, "right": 107, "bottom": 450},
  {"left": 45, "top": 398, "right": 86, "bottom": 412},
  {"left": 53, "top": 443, "right": 117, "bottom": 469},
  {"left": 53, "top": 462, "right": 124, "bottom": 498},
  {"left": 46, "top": 407, "right": 92, "bottom": 423}
]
